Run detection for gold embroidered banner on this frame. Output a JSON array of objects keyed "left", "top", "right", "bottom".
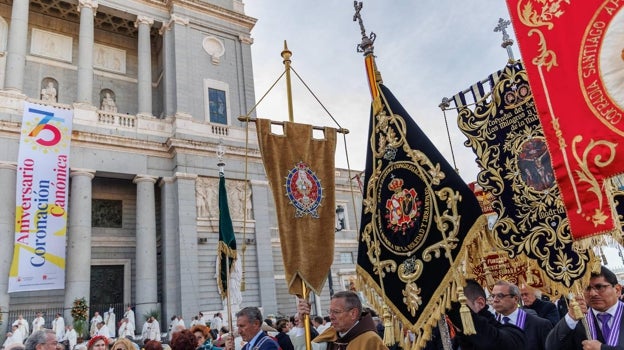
[
  {"left": 357, "top": 83, "right": 486, "bottom": 347},
  {"left": 255, "top": 118, "right": 337, "bottom": 297},
  {"left": 455, "top": 62, "right": 591, "bottom": 292},
  {"left": 506, "top": 0, "right": 624, "bottom": 240}
]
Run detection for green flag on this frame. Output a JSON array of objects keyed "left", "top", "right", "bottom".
[{"left": 217, "top": 172, "right": 237, "bottom": 299}]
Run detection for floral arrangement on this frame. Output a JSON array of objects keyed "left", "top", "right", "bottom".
[
  {"left": 71, "top": 297, "right": 88, "bottom": 321},
  {"left": 71, "top": 297, "right": 88, "bottom": 338}
]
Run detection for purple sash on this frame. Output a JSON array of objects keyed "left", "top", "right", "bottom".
[{"left": 586, "top": 301, "right": 623, "bottom": 346}]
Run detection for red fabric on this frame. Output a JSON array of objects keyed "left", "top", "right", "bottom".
[{"left": 507, "top": 0, "right": 624, "bottom": 239}]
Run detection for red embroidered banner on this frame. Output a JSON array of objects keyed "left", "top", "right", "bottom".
[{"left": 506, "top": 0, "right": 624, "bottom": 240}]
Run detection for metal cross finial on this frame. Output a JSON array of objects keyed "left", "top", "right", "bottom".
[
  {"left": 494, "top": 18, "right": 514, "bottom": 61},
  {"left": 353, "top": 1, "right": 376, "bottom": 56}
]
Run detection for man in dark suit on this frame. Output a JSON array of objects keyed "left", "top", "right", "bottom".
[
  {"left": 224, "top": 307, "right": 279, "bottom": 350},
  {"left": 521, "top": 284, "right": 560, "bottom": 325},
  {"left": 546, "top": 265, "right": 624, "bottom": 350},
  {"left": 445, "top": 279, "right": 526, "bottom": 350},
  {"left": 491, "top": 280, "right": 552, "bottom": 350}
]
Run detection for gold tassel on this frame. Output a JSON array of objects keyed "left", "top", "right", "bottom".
[
  {"left": 382, "top": 305, "right": 395, "bottom": 346},
  {"left": 592, "top": 256, "right": 601, "bottom": 274},
  {"left": 569, "top": 294, "right": 584, "bottom": 321},
  {"left": 240, "top": 271, "right": 246, "bottom": 291},
  {"left": 526, "top": 258, "right": 534, "bottom": 285},
  {"left": 394, "top": 317, "right": 402, "bottom": 347},
  {"left": 457, "top": 285, "right": 476, "bottom": 335}
]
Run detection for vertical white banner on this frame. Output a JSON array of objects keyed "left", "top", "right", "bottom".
[{"left": 8, "top": 102, "right": 73, "bottom": 292}]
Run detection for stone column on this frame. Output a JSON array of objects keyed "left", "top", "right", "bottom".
[
  {"left": 159, "top": 21, "right": 176, "bottom": 117},
  {"left": 136, "top": 16, "right": 154, "bottom": 117},
  {"left": 249, "top": 179, "right": 278, "bottom": 314},
  {"left": 76, "top": 0, "right": 98, "bottom": 104},
  {"left": 134, "top": 175, "right": 158, "bottom": 331},
  {"left": 3, "top": 0, "right": 30, "bottom": 93},
  {"left": 0, "top": 162, "right": 16, "bottom": 319},
  {"left": 64, "top": 169, "right": 95, "bottom": 323},
  {"left": 169, "top": 14, "right": 190, "bottom": 117}
]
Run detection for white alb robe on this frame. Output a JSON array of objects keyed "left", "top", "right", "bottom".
[
  {"left": 124, "top": 309, "right": 135, "bottom": 327},
  {"left": 104, "top": 310, "right": 116, "bottom": 338},
  {"left": 53, "top": 317, "right": 65, "bottom": 341},
  {"left": 63, "top": 328, "right": 77, "bottom": 350},
  {"left": 90, "top": 315, "right": 102, "bottom": 336},
  {"left": 12, "top": 319, "right": 28, "bottom": 340},
  {"left": 118, "top": 321, "right": 135, "bottom": 339},
  {"left": 32, "top": 316, "right": 45, "bottom": 333}
]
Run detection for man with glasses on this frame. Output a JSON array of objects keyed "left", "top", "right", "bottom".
[
  {"left": 546, "top": 265, "right": 624, "bottom": 350},
  {"left": 297, "top": 290, "right": 387, "bottom": 349},
  {"left": 491, "top": 280, "right": 552, "bottom": 350},
  {"left": 439, "top": 279, "right": 526, "bottom": 350},
  {"left": 24, "top": 330, "right": 57, "bottom": 350}
]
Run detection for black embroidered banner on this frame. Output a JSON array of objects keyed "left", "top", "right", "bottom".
[
  {"left": 455, "top": 62, "right": 592, "bottom": 292},
  {"left": 357, "top": 84, "right": 485, "bottom": 346}
]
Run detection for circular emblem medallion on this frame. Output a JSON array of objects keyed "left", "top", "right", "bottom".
[
  {"left": 375, "top": 161, "right": 432, "bottom": 255},
  {"left": 285, "top": 161, "right": 323, "bottom": 218}
]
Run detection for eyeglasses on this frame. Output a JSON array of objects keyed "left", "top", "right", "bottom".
[
  {"left": 584, "top": 283, "right": 613, "bottom": 293},
  {"left": 46, "top": 342, "right": 59, "bottom": 346},
  {"left": 491, "top": 293, "right": 514, "bottom": 300},
  {"left": 327, "top": 308, "right": 354, "bottom": 315}
]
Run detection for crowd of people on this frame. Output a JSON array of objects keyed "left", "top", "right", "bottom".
[{"left": 4, "top": 269, "right": 624, "bottom": 350}]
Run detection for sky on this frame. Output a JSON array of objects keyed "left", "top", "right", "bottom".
[{"left": 243, "top": 0, "right": 519, "bottom": 184}]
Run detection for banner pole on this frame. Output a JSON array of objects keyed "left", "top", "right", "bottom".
[{"left": 302, "top": 282, "right": 312, "bottom": 350}]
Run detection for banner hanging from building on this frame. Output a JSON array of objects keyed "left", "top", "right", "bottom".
[
  {"left": 9, "top": 102, "right": 73, "bottom": 293},
  {"left": 506, "top": 0, "right": 624, "bottom": 240},
  {"left": 454, "top": 62, "right": 591, "bottom": 292}
]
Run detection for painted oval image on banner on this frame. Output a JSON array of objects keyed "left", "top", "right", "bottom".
[
  {"left": 518, "top": 138, "right": 555, "bottom": 191},
  {"left": 375, "top": 161, "right": 432, "bottom": 255},
  {"left": 285, "top": 161, "right": 323, "bottom": 217},
  {"left": 580, "top": 1, "right": 624, "bottom": 135}
]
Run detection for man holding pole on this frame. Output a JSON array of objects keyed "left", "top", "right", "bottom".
[{"left": 297, "top": 291, "right": 387, "bottom": 350}]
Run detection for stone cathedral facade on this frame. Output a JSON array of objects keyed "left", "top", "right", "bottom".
[{"left": 0, "top": 0, "right": 361, "bottom": 333}]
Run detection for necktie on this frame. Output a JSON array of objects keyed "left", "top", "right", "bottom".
[
  {"left": 502, "top": 316, "right": 511, "bottom": 325},
  {"left": 597, "top": 313, "right": 612, "bottom": 340}
]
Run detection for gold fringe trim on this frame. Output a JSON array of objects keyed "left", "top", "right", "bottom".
[{"left": 357, "top": 214, "right": 488, "bottom": 350}]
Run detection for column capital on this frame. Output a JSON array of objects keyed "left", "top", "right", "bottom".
[
  {"left": 159, "top": 14, "right": 189, "bottom": 35},
  {"left": 77, "top": 0, "right": 98, "bottom": 13},
  {"left": 133, "top": 174, "right": 158, "bottom": 184},
  {"left": 135, "top": 15, "right": 154, "bottom": 28},
  {"left": 70, "top": 168, "right": 96, "bottom": 179},
  {"left": 0, "top": 161, "right": 17, "bottom": 171},
  {"left": 239, "top": 34, "right": 254, "bottom": 45}
]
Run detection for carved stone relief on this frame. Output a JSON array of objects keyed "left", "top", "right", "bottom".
[
  {"left": 94, "top": 43, "right": 126, "bottom": 74},
  {"left": 196, "top": 176, "right": 253, "bottom": 220},
  {"left": 30, "top": 28, "right": 73, "bottom": 62}
]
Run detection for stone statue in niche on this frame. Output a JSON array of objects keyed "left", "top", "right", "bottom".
[
  {"left": 100, "top": 92, "right": 118, "bottom": 112},
  {"left": 41, "top": 81, "right": 57, "bottom": 102}
]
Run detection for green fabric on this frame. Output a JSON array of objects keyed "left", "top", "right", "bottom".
[{"left": 217, "top": 173, "right": 237, "bottom": 299}]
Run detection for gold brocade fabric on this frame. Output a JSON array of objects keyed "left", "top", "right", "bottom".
[{"left": 255, "top": 118, "right": 337, "bottom": 297}]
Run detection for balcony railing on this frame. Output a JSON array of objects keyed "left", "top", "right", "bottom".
[{"left": 97, "top": 111, "right": 136, "bottom": 128}]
